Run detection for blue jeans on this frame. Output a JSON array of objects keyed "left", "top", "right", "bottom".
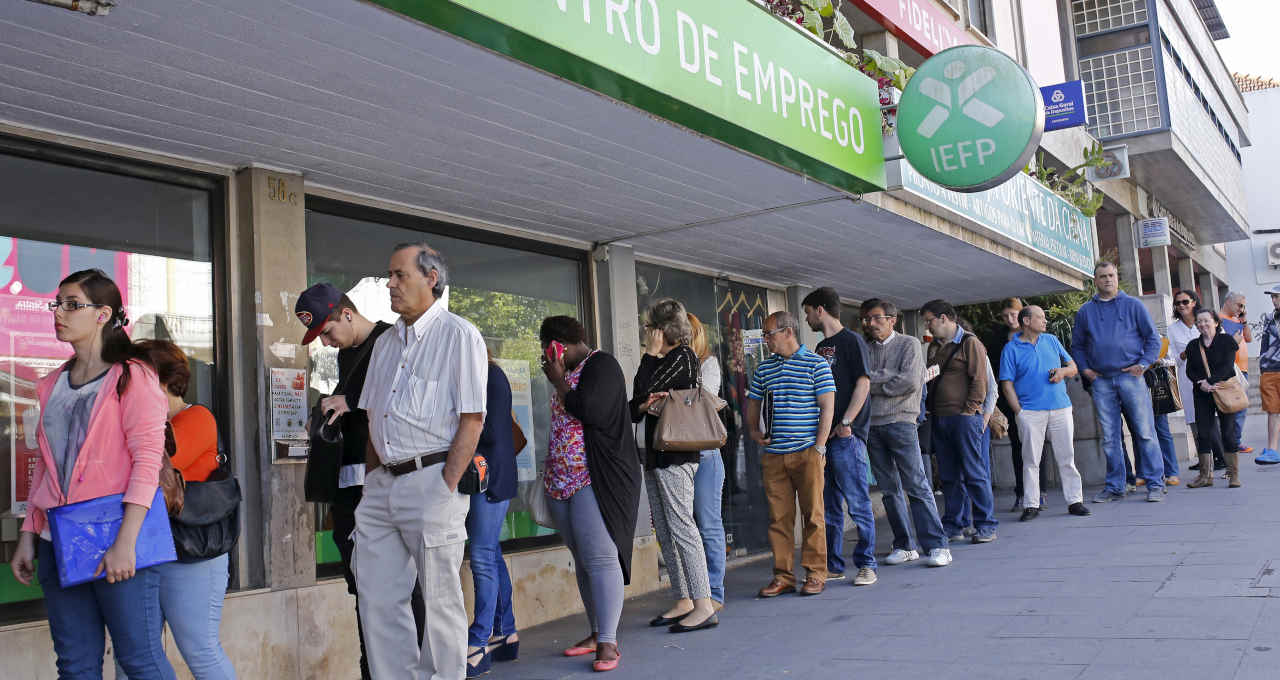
[
  {"left": 1232, "top": 409, "right": 1247, "bottom": 452},
  {"left": 956, "top": 427, "right": 993, "bottom": 529},
  {"left": 1093, "top": 373, "right": 1164, "bottom": 493},
  {"left": 115, "top": 555, "right": 236, "bottom": 680},
  {"left": 866, "top": 422, "right": 947, "bottom": 552},
  {"left": 1155, "top": 413, "right": 1180, "bottom": 478},
  {"left": 932, "top": 414, "right": 997, "bottom": 536},
  {"left": 466, "top": 495, "right": 517, "bottom": 647},
  {"left": 38, "top": 540, "right": 177, "bottom": 680},
  {"left": 824, "top": 435, "right": 876, "bottom": 572},
  {"left": 693, "top": 450, "right": 727, "bottom": 603}
]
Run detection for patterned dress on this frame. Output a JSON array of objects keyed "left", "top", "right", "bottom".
[{"left": 545, "top": 351, "right": 596, "bottom": 500}]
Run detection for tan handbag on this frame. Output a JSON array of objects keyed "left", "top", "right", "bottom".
[
  {"left": 653, "top": 387, "right": 729, "bottom": 452},
  {"left": 1200, "top": 343, "right": 1249, "bottom": 414}
]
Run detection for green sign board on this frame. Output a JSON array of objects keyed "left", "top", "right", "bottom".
[
  {"left": 368, "top": 0, "right": 885, "bottom": 192},
  {"left": 897, "top": 45, "right": 1044, "bottom": 192},
  {"left": 897, "top": 160, "right": 1095, "bottom": 275}
]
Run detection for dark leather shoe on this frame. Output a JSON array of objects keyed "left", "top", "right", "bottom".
[
  {"left": 1068, "top": 502, "right": 1092, "bottom": 516},
  {"left": 1019, "top": 507, "right": 1040, "bottom": 522},
  {"left": 669, "top": 615, "right": 719, "bottom": 633},
  {"left": 800, "top": 576, "right": 825, "bottom": 596},
  {"left": 649, "top": 614, "right": 682, "bottom": 627},
  {"left": 757, "top": 579, "right": 796, "bottom": 598}
]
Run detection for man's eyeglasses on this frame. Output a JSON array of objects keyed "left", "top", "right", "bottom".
[
  {"left": 47, "top": 300, "right": 105, "bottom": 312},
  {"left": 762, "top": 328, "right": 790, "bottom": 338},
  {"left": 862, "top": 314, "right": 895, "bottom": 323}
]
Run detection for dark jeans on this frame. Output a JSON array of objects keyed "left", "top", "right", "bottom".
[
  {"left": 1192, "top": 391, "right": 1238, "bottom": 461},
  {"left": 38, "top": 539, "right": 177, "bottom": 680},
  {"left": 932, "top": 414, "right": 997, "bottom": 536},
  {"left": 866, "top": 422, "right": 947, "bottom": 553},
  {"left": 824, "top": 434, "right": 876, "bottom": 572},
  {"left": 332, "top": 489, "right": 425, "bottom": 680}
]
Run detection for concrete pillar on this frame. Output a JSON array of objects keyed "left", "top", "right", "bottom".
[
  {"left": 901, "top": 309, "right": 924, "bottom": 340},
  {"left": 235, "top": 166, "right": 314, "bottom": 589},
  {"left": 1115, "top": 214, "right": 1143, "bottom": 294},
  {"left": 1200, "top": 272, "right": 1221, "bottom": 310},
  {"left": 1151, "top": 245, "right": 1174, "bottom": 299},
  {"left": 788, "top": 285, "right": 822, "bottom": 348},
  {"left": 860, "top": 30, "right": 900, "bottom": 59},
  {"left": 1176, "top": 256, "right": 1196, "bottom": 294},
  {"left": 592, "top": 244, "right": 640, "bottom": 382}
]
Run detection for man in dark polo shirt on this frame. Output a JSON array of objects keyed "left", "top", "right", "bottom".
[
  {"left": 803, "top": 287, "right": 877, "bottom": 587},
  {"left": 296, "top": 283, "right": 423, "bottom": 680}
]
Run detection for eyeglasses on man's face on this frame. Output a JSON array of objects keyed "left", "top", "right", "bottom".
[
  {"left": 862, "top": 314, "right": 894, "bottom": 324},
  {"left": 762, "top": 327, "right": 790, "bottom": 338},
  {"left": 47, "top": 300, "right": 105, "bottom": 312}
]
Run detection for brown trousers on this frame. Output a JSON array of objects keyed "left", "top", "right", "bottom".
[{"left": 762, "top": 447, "right": 827, "bottom": 585}]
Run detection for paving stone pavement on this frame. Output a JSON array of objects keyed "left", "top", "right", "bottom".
[{"left": 491, "top": 417, "right": 1280, "bottom": 680}]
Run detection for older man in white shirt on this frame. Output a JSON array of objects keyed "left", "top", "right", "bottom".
[{"left": 356, "top": 242, "right": 488, "bottom": 680}]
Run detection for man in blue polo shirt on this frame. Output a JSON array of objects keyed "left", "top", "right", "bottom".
[
  {"left": 747, "top": 311, "right": 837, "bottom": 597},
  {"left": 1000, "top": 305, "right": 1091, "bottom": 521}
]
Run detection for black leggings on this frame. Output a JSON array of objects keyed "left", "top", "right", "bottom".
[{"left": 1192, "top": 391, "right": 1237, "bottom": 460}]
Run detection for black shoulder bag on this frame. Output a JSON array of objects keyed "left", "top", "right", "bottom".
[
  {"left": 304, "top": 338, "right": 378, "bottom": 503},
  {"left": 171, "top": 452, "right": 242, "bottom": 563}
]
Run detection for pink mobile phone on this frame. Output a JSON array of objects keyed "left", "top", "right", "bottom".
[{"left": 545, "top": 340, "right": 565, "bottom": 363}]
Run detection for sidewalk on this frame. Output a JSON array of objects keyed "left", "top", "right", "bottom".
[{"left": 494, "top": 416, "right": 1280, "bottom": 680}]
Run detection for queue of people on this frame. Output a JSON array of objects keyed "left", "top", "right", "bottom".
[{"left": 13, "top": 251, "right": 1262, "bottom": 680}]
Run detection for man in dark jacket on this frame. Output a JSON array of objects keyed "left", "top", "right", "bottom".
[{"left": 296, "top": 283, "right": 423, "bottom": 680}]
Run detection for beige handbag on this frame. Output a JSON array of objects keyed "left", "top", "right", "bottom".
[
  {"left": 653, "top": 386, "right": 728, "bottom": 452},
  {"left": 1200, "top": 344, "right": 1249, "bottom": 414}
]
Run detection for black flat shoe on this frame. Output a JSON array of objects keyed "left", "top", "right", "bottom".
[
  {"left": 488, "top": 634, "right": 519, "bottom": 662},
  {"left": 1068, "top": 502, "right": 1092, "bottom": 516},
  {"left": 1019, "top": 507, "right": 1040, "bottom": 522},
  {"left": 669, "top": 615, "right": 719, "bottom": 633},
  {"left": 650, "top": 614, "right": 684, "bottom": 627}
]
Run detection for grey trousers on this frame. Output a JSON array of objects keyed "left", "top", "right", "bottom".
[
  {"left": 548, "top": 485, "right": 625, "bottom": 645},
  {"left": 646, "top": 463, "right": 711, "bottom": 601}
]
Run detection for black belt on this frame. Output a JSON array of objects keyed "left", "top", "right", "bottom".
[{"left": 383, "top": 451, "right": 449, "bottom": 477}]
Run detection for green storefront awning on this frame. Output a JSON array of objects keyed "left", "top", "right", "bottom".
[{"left": 368, "top": 0, "right": 886, "bottom": 194}]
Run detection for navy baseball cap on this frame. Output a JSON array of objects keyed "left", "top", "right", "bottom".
[{"left": 296, "top": 283, "right": 343, "bottom": 345}]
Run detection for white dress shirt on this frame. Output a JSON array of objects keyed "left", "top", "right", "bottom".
[{"left": 359, "top": 297, "right": 488, "bottom": 464}]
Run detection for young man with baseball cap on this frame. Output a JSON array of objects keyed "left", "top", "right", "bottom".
[
  {"left": 1256, "top": 285, "right": 1280, "bottom": 465},
  {"left": 295, "top": 282, "right": 423, "bottom": 680}
]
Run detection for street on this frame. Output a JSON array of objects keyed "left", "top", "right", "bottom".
[{"left": 500, "top": 416, "right": 1280, "bottom": 680}]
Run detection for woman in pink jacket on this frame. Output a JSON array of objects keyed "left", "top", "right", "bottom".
[{"left": 9, "top": 269, "right": 175, "bottom": 680}]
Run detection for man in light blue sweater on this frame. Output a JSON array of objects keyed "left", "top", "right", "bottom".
[{"left": 1070, "top": 261, "right": 1164, "bottom": 503}]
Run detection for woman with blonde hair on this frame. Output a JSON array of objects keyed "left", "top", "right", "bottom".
[{"left": 687, "top": 313, "right": 727, "bottom": 609}]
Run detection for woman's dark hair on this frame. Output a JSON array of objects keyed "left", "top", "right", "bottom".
[
  {"left": 138, "top": 339, "right": 190, "bottom": 398},
  {"left": 61, "top": 269, "right": 151, "bottom": 397},
  {"left": 1173, "top": 289, "right": 1201, "bottom": 322},
  {"left": 540, "top": 315, "right": 587, "bottom": 346},
  {"left": 1193, "top": 307, "right": 1222, "bottom": 333}
]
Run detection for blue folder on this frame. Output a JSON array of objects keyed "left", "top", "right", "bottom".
[{"left": 46, "top": 488, "right": 177, "bottom": 587}]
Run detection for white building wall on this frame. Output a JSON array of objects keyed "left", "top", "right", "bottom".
[
  {"left": 1226, "top": 87, "right": 1280, "bottom": 357},
  {"left": 1020, "top": 0, "right": 1067, "bottom": 86}
]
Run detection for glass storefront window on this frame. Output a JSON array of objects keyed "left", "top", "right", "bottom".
[
  {"left": 0, "top": 151, "right": 216, "bottom": 618},
  {"left": 305, "top": 202, "right": 586, "bottom": 565},
  {"left": 634, "top": 262, "right": 773, "bottom": 556}
]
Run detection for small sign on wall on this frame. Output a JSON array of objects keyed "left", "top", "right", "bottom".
[
  {"left": 1138, "top": 217, "right": 1172, "bottom": 248},
  {"left": 270, "top": 367, "right": 308, "bottom": 441}
]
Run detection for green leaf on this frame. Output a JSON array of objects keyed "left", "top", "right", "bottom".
[
  {"left": 801, "top": 7, "right": 822, "bottom": 36},
  {"left": 817, "top": 0, "right": 837, "bottom": 18},
  {"left": 833, "top": 13, "right": 855, "bottom": 48}
]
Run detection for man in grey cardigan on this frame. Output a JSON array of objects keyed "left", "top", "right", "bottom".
[{"left": 860, "top": 299, "right": 952, "bottom": 568}]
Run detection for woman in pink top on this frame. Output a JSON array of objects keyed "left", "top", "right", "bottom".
[{"left": 9, "top": 269, "right": 174, "bottom": 680}]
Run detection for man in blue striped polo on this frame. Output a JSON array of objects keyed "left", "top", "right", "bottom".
[{"left": 746, "top": 311, "right": 837, "bottom": 597}]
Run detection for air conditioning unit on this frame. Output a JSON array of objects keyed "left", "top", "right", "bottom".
[{"left": 1269, "top": 241, "right": 1280, "bottom": 267}]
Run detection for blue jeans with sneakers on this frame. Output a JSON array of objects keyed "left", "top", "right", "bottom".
[
  {"left": 956, "top": 427, "right": 992, "bottom": 530},
  {"left": 866, "top": 422, "right": 947, "bottom": 553},
  {"left": 932, "top": 413, "right": 997, "bottom": 537},
  {"left": 1093, "top": 373, "right": 1164, "bottom": 495},
  {"left": 824, "top": 434, "right": 877, "bottom": 573}
]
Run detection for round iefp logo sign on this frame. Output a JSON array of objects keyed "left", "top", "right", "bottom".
[{"left": 897, "top": 45, "right": 1044, "bottom": 192}]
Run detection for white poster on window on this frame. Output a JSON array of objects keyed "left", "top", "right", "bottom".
[{"left": 497, "top": 358, "right": 536, "bottom": 481}]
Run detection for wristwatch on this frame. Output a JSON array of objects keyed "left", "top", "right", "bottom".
[
  {"left": 840, "top": 419, "right": 853, "bottom": 428},
  {"left": 815, "top": 444, "right": 827, "bottom": 455}
]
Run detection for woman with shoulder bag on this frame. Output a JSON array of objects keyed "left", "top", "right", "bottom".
[
  {"left": 116, "top": 341, "right": 236, "bottom": 680},
  {"left": 540, "top": 316, "right": 641, "bottom": 673},
  {"left": 464, "top": 352, "right": 520, "bottom": 678},
  {"left": 632, "top": 299, "right": 717, "bottom": 634},
  {"left": 8, "top": 269, "right": 176, "bottom": 679},
  {"left": 687, "top": 313, "right": 727, "bottom": 610},
  {"left": 1184, "top": 308, "right": 1243, "bottom": 488}
]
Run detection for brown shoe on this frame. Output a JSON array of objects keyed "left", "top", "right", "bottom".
[
  {"left": 757, "top": 579, "right": 796, "bottom": 598},
  {"left": 799, "top": 576, "right": 825, "bottom": 596}
]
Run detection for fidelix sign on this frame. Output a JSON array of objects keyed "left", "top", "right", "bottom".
[{"left": 896, "top": 45, "right": 1045, "bottom": 193}]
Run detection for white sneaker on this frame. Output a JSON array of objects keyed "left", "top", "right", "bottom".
[
  {"left": 924, "top": 548, "right": 953, "bottom": 567},
  {"left": 853, "top": 567, "right": 878, "bottom": 586},
  {"left": 883, "top": 548, "right": 919, "bottom": 566}
]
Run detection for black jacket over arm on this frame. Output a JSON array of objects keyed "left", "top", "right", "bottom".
[
  {"left": 478, "top": 362, "right": 517, "bottom": 502},
  {"left": 1185, "top": 333, "right": 1239, "bottom": 385},
  {"left": 562, "top": 351, "right": 643, "bottom": 584},
  {"left": 630, "top": 345, "right": 700, "bottom": 470}
]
